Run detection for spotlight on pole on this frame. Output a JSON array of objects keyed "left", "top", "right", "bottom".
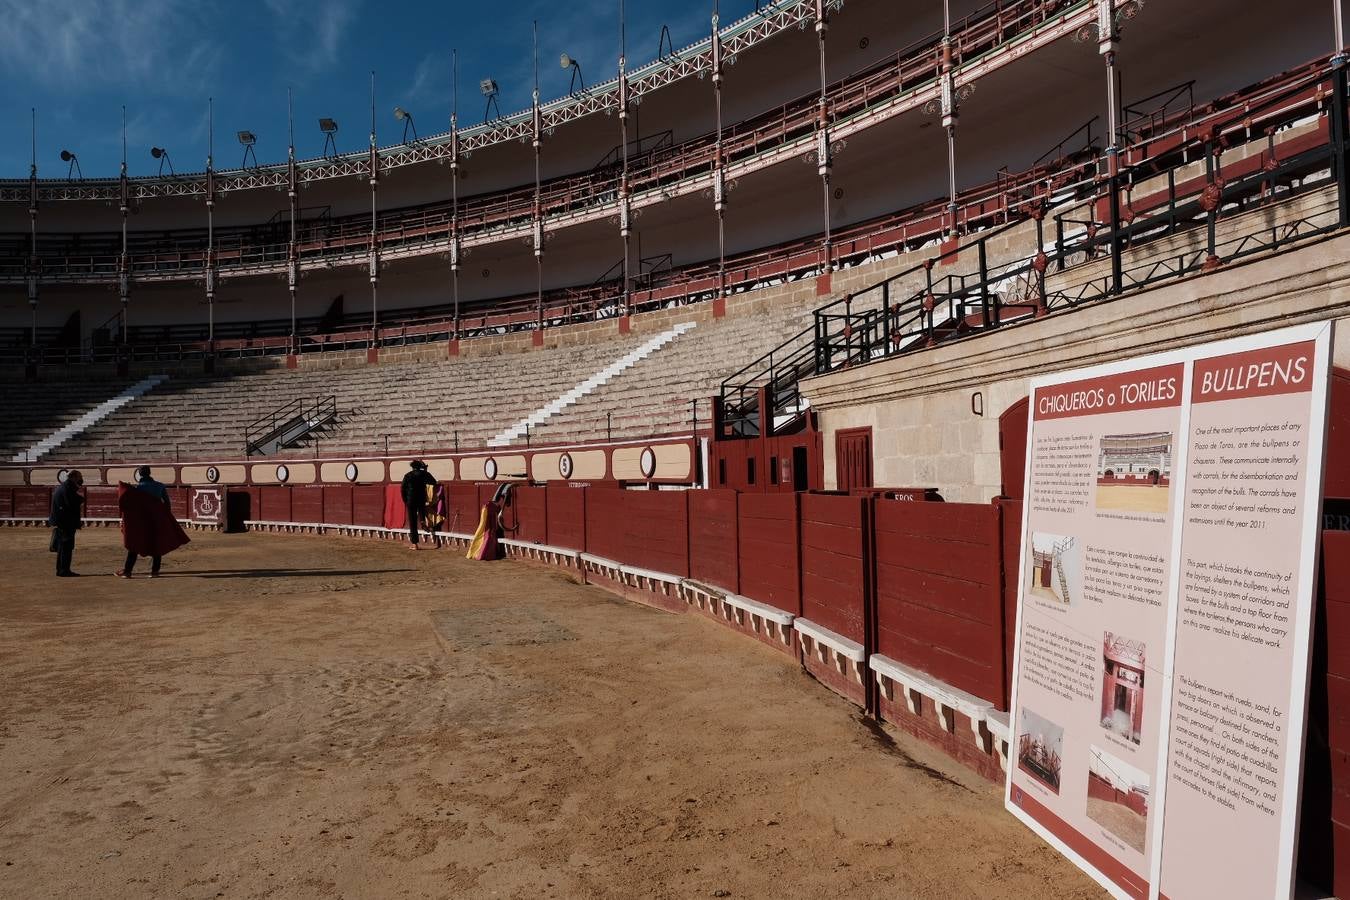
[
  {"left": 393, "top": 106, "right": 418, "bottom": 143},
  {"left": 318, "top": 118, "right": 339, "bottom": 159},
  {"left": 560, "top": 53, "right": 585, "bottom": 94},
  {"left": 59, "top": 149, "right": 83, "bottom": 179},
  {"left": 237, "top": 130, "right": 258, "bottom": 168},
  {"left": 150, "top": 146, "right": 174, "bottom": 176},
  {"left": 480, "top": 78, "right": 501, "bottom": 122}
]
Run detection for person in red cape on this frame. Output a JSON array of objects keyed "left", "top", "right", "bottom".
[{"left": 116, "top": 466, "right": 190, "bottom": 578}]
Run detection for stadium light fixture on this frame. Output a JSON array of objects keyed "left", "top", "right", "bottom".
[
  {"left": 318, "top": 118, "right": 339, "bottom": 159},
  {"left": 480, "top": 78, "right": 501, "bottom": 122},
  {"left": 560, "top": 53, "right": 585, "bottom": 95},
  {"left": 59, "top": 149, "right": 82, "bottom": 179},
  {"left": 393, "top": 106, "right": 418, "bottom": 143},
  {"left": 150, "top": 146, "right": 174, "bottom": 176},
  {"left": 236, "top": 130, "right": 258, "bottom": 169}
]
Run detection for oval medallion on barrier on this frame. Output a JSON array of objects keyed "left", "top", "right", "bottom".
[
  {"left": 345, "top": 462, "right": 359, "bottom": 483},
  {"left": 276, "top": 464, "right": 290, "bottom": 483},
  {"left": 639, "top": 447, "right": 657, "bottom": 479},
  {"left": 558, "top": 452, "right": 573, "bottom": 480},
  {"left": 484, "top": 457, "right": 498, "bottom": 481},
  {"left": 206, "top": 465, "right": 221, "bottom": 484}
]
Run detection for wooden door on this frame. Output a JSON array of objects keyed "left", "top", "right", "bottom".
[{"left": 835, "top": 427, "right": 873, "bottom": 493}]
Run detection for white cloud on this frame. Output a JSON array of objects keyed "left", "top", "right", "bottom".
[
  {"left": 265, "top": 0, "right": 361, "bottom": 74},
  {"left": 0, "top": 0, "right": 222, "bottom": 95}
]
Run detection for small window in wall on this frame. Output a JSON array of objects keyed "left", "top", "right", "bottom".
[
  {"left": 747, "top": 457, "right": 757, "bottom": 485},
  {"left": 718, "top": 459, "right": 727, "bottom": 486},
  {"left": 769, "top": 456, "right": 779, "bottom": 485}
]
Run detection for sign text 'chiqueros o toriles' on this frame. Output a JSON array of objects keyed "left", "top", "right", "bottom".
[{"left": 1005, "top": 322, "right": 1332, "bottom": 900}]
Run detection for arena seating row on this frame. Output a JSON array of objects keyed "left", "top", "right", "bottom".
[
  {"left": 35, "top": 303, "right": 812, "bottom": 461},
  {"left": 0, "top": 380, "right": 136, "bottom": 461}
]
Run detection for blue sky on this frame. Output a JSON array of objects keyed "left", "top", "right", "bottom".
[{"left": 0, "top": 0, "right": 763, "bottom": 179}]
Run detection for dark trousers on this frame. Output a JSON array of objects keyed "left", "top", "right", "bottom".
[
  {"left": 124, "top": 551, "right": 162, "bottom": 575},
  {"left": 54, "top": 529, "right": 75, "bottom": 575},
  {"left": 406, "top": 503, "right": 425, "bottom": 544}
]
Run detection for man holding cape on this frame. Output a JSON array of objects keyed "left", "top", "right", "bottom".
[{"left": 116, "top": 466, "right": 190, "bottom": 578}]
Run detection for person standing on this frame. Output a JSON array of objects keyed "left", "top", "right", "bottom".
[
  {"left": 117, "top": 465, "right": 185, "bottom": 577},
  {"left": 400, "top": 460, "right": 436, "bottom": 550},
  {"left": 48, "top": 470, "right": 85, "bottom": 577}
]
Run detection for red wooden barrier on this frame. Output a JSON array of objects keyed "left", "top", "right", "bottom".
[
  {"left": 258, "top": 486, "right": 291, "bottom": 523},
  {"left": 584, "top": 488, "right": 625, "bottom": 562},
  {"left": 799, "top": 492, "right": 868, "bottom": 642},
  {"left": 546, "top": 484, "right": 586, "bottom": 551},
  {"left": 13, "top": 486, "right": 50, "bottom": 518},
  {"left": 874, "top": 500, "right": 1004, "bottom": 706},
  {"left": 167, "top": 488, "right": 190, "bottom": 521},
  {"left": 323, "top": 486, "right": 354, "bottom": 525},
  {"left": 688, "top": 489, "right": 739, "bottom": 591},
  {"left": 292, "top": 485, "right": 324, "bottom": 523},
  {"left": 446, "top": 483, "right": 480, "bottom": 533},
  {"left": 621, "top": 491, "right": 690, "bottom": 577},
  {"left": 0, "top": 487, "right": 12, "bottom": 518},
  {"left": 352, "top": 485, "right": 383, "bottom": 526},
  {"left": 737, "top": 492, "right": 800, "bottom": 614},
  {"left": 998, "top": 498, "right": 1023, "bottom": 710},
  {"left": 509, "top": 486, "right": 548, "bottom": 545},
  {"left": 84, "top": 486, "right": 120, "bottom": 519}
]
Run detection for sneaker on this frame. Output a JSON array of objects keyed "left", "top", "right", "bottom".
[
  {"left": 115, "top": 570, "right": 131, "bottom": 578},
  {"left": 149, "top": 572, "right": 161, "bottom": 578}
]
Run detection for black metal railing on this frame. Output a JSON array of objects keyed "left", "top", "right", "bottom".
[
  {"left": 245, "top": 396, "right": 338, "bottom": 456},
  {"left": 719, "top": 60, "right": 1350, "bottom": 438}
]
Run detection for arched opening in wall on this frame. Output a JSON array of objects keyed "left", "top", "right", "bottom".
[
  {"left": 1148, "top": 469, "right": 1160, "bottom": 485},
  {"left": 1103, "top": 469, "right": 1115, "bottom": 480}
]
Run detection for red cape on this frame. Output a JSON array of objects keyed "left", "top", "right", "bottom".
[{"left": 118, "top": 483, "right": 191, "bottom": 558}]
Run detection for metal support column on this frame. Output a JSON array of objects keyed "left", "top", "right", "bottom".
[
  {"left": 451, "top": 51, "right": 462, "bottom": 339},
  {"left": 1098, "top": 0, "right": 1124, "bottom": 293},
  {"left": 368, "top": 72, "right": 380, "bottom": 345},
  {"left": 941, "top": 0, "right": 958, "bottom": 238},
  {"left": 814, "top": 0, "right": 833, "bottom": 271},
  {"left": 26, "top": 109, "right": 38, "bottom": 351},
  {"left": 712, "top": 1, "right": 729, "bottom": 300},
  {"left": 532, "top": 23, "right": 545, "bottom": 329},
  {"left": 287, "top": 89, "right": 299, "bottom": 348},
  {"left": 619, "top": 1, "right": 633, "bottom": 317},
  {"left": 118, "top": 107, "right": 131, "bottom": 343},
  {"left": 205, "top": 99, "right": 216, "bottom": 347},
  {"left": 1331, "top": 59, "right": 1350, "bottom": 226}
]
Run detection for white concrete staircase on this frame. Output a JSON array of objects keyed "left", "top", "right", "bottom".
[
  {"left": 486, "top": 323, "right": 697, "bottom": 447},
  {"left": 11, "top": 375, "right": 168, "bottom": 462}
]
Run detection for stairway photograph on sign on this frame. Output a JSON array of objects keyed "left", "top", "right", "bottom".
[{"left": 1005, "top": 322, "right": 1332, "bottom": 900}]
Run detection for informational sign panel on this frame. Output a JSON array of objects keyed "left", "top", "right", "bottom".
[{"left": 1005, "top": 323, "right": 1331, "bottom": 900}]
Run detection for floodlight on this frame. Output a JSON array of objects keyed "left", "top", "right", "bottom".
[
  {"left": 150, "top": 146, "right": 174, "bottom": 176},
  {"left": 236, "top": 131, "right": 258, "bottom": 168},
  {"left": 59, "top": 149, "right": 82, "bottom": 179},
  {"left": 561, "top": 54, "right": 584, "bottom": 94},
  {"left": 481, "top": 78, "right": 501, "bottom": 122},
  {"left": 318, "top": 118, "right": 338, "bottom": 133},
  {"left": 393, "top": 106, "right": 418, "bottom": 142}
]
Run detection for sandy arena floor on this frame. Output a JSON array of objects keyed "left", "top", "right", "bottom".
[{"left": 0, "top": 528, "right": 1102, "bottom": 899}]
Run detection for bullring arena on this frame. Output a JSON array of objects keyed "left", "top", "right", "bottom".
[{"left": 4, "top": 0, "right": 1350, "bottom": 896}]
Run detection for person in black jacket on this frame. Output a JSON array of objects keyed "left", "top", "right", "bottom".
[
  {"left": 48, "top": 470, "right": 85, "bottom": 577},
  {"left": 400, "top": 460, "right": 437, "bottom": 549}
]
